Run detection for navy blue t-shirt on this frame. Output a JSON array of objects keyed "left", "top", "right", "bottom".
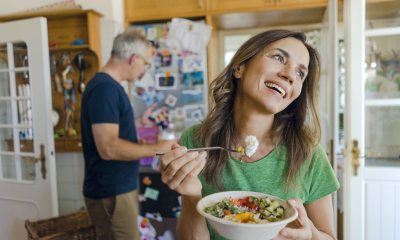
[{"left": 81, "top": 72, "right": 139, "bottom": 199}]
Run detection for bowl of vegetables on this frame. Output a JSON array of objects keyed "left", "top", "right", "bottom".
[{"left": 196, "top": 191, "right": 298, "bottom": 240}]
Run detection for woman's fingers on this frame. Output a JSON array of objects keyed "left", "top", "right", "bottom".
[
  {"left": 164, "top": 151, "right": 207, "bottom": 190},
  {"left": 160, "top": 146, "right": 187, "bottom": 171},
  {"left": 171, "top": 142, "right": 180, "bottom": 150},
  {"left": 162, "top": 151, "right": 199, "bottom": 183},
  {"left": 174, "top": 153, "right": 207, "bottom": 194},
  {"left": 278, "top": 226, "right": 311, "bottom": 240},
  {"left": 288, "top": 199, "right": 307, "bottom": 226},
  {"left": 188, "top": 152, "right": 207, "bottom": 177},
  {"left": 275, "top": 199, "right": 312, "bottom": 240}
]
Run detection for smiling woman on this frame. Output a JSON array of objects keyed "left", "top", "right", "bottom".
[{"left": 159, "top": 29, "right": 339, "bottom": 240}]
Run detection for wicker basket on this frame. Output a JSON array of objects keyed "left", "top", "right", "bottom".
[{"left": 25, "top": 210, "right": 96, "bottom": 240}]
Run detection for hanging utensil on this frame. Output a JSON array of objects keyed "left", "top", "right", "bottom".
[
  {"left": 73, "top": 51, "right": 88, "bottom": 93},
  {"left": 50, "top": 53, "right": 62, "bottom": 93}
]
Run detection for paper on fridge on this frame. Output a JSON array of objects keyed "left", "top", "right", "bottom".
[{"left": 166, "top": 18, "right": 212, "bottom": 54}]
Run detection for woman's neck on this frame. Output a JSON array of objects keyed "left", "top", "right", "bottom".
[
  {"left": 233, "top": 107, "right": 274, "bottom": 141},
  {"left": 232, "top": 107, "right": 278, "bottom": 162}
]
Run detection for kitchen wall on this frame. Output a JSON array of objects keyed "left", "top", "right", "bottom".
[{"left": 56, "top": 153, "right": 85, "bottom": 215}]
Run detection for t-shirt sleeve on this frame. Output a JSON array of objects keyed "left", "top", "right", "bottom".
[
  {"left": 179, "top": 124, "right": 201, "bottom": 148},
  {"left": 87, "top": 83, "right": 120, "bottom": 124},
  {"left": 305, "top": 144, "right": 340, "bottom": 204}
]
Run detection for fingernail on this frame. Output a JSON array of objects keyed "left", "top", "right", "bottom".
[
  {"left": 289, "top": 199, "right": 296, "bottom": 205},
  {"left": 280, "top": 230, "right": 288, "bottom": 237},
  {"left": 297, "top": 216, "right": 303, "bottom": 225},
  {"left": 178, "top": 147, "right": 187, "bottom": 153},
  {"left": 190, "top": 151, "right": 199, "bottom": 157},
  {"left": 199, "top": 151, "right": 207, "bottom": 157}
]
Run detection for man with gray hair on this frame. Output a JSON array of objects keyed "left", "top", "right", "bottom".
[{"left": 81, "top": 30, "right": 176, "bottom": 240}]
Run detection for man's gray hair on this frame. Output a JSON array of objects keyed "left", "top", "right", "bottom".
[{"left": 111, "top": 30, "right": 150, "bottom": 60}]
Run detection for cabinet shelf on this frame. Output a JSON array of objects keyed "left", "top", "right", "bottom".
[
  {"left": 49, "top": 45, "right": 90, "bottom": 51},
  {"left": 5, "top": 137, "right": 82, "bottom": 153},
  {"left": 54, "top": 137, "right": 83, "bottom": 152}
]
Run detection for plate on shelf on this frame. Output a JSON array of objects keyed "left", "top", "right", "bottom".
[{"left": 52, "top": 109, "right": 60, "bottom": 127}]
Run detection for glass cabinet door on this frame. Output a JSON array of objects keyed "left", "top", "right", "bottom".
[
  {"left": 364, "top": 0, "right": 400, "bottom": 166},
  {"left": 343, "top": 1, "right": 400, "bottom": 239}
]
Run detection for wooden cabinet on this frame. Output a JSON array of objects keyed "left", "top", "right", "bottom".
[
  {"left": 207, "top": 0, "right": 273, "bottom": 13},
  {"left": 0, "top": 10, "right": 102, "bottom": 62},
  {"left": 274, "top": 0, "right": 327, "bottom": 9},
  {"left": 125, "top": 0, "right": 206, "bottom": 21},
  {"left": 0, "top": 10, "right": 102, "bottom": 152},
  {"left": 125, "top": 0, "right": 328, "bottom": 20},
  {"left": 367, "top": 0, "right": 397, "bottom": 2},
  {"left": 208, "top": 0, "right": 327, "bottom": 13}
]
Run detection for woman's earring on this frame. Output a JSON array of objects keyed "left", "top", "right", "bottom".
[{"left": 233, "top": 66, "right": 241, "bottom": 79}]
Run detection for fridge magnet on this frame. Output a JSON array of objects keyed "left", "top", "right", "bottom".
[
  {"left": 158, "top": 230, "right": 174, "bottom": 240},
  {"left": 177, "top": 57, "right": 184, "bottom": 74},
  {"left": 173, "top": 107, "right": 185, "bottom": 119},
  {"left": 182, "top": 71, "right": 204, "bottom": 88},
  {"left": 142, "top": 176, "right": 152, "bottom": 186},
  {"left": 145, "top": 212, "right": 163, "bottom": 222},
  {"left": 138, "top": 216, "right": 157, "bottom": 239},
  {"left": 182, "top": 89, "right": 203, "bottom": 104},
  {"left": 144, "top": 187, "right": 160, "bottom": 201},
  {"left": 158, "top": 49, "right": 172, "bottom": 67},
  {"left": 172, "top": 206, "right": 181, "bottom": 218},
  {"left": 155, "top": 91, "right": 165, "bottom": 102},
  {"left": 139, "top": 103, "right": 158, "bottom": 127},
  {"left": 155, "top": 71, "right": 177, "bottom": 90},
  {"left": 161, "top": 24, "right": 169, "bottom": 39},
  {"left": 132, "top": 72, "right": 155, "bottom": 97},
  {"left": 138, "top": 194, "right": 147, "bottom": 202},
  {"left": 146, "top": 26, "right": 157, "bottom": 41},
  {"left": 138, "top": 126, "right": 159, "bottom": 166},
  {"left": 135, "top": 26, "right": 146, "bottom": 36},
  {"left": 165, "top": 94, "right": 178, "bottom": 107},
  {"left": 151, "top": 156, "right": 160, "bottom": 171},
  {"left": 182, "top": 55, "right": 204, "bottom": 72},
  {"left": 148, "top": 107, "right": 170, "bottom": 130},
  {"left": 183, "top": 105, "right": 205, "bottom": 122}
]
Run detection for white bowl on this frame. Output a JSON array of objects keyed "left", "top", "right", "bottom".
[{"left": 196, "top": 191, "right": 298, "bottom": 240}]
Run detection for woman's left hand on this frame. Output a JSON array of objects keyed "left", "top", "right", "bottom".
[{"left": 273, "top": 199, "right": 312, "bottom": 240}]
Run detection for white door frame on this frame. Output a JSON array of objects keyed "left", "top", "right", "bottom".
[{"left": 343, "top": 0, "right": 366, "bottom": 239}]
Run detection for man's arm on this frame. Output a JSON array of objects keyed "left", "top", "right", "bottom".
[{"left": 92, "top": 123, "right": 174, "bottom": 161}]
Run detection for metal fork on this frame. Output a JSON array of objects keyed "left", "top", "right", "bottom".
[{"left": 156, "top": 146, "right": 240, "bottom": 156}]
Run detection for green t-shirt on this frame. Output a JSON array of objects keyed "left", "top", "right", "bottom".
[{"left": 180, "top": 125, "right": 340, "bottom": 240}]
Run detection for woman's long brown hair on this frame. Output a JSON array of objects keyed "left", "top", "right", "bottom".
[{"left": 195, "top": 29, "right": 321, "bottom": 190}]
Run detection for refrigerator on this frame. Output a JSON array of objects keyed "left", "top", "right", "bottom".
[{"left": 128, "top": 18, "right": 211, "bottom": 239}]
